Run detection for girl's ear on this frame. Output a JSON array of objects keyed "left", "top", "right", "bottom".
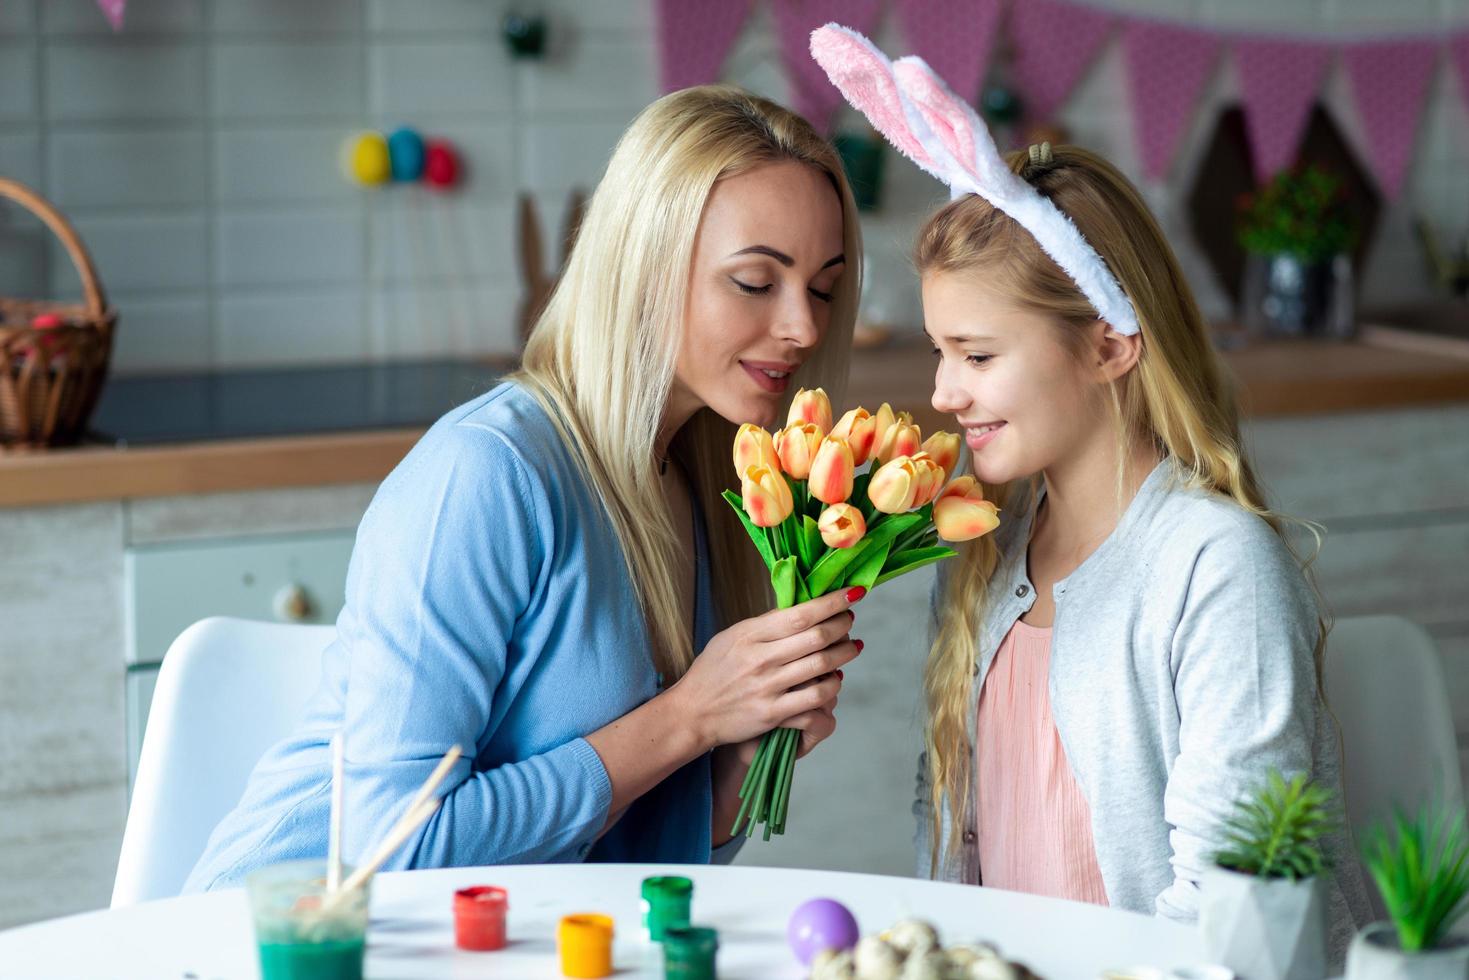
[{"left": 1093, "top": 320, "right": 1143, "bottom": 383}]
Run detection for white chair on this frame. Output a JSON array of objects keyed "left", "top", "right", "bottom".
[
  {"left": 111, "top": 617, "right": 334, "bottom": 907},
  {"left": 1324, "top": 614, "right": 1465, "bottom": 918}
]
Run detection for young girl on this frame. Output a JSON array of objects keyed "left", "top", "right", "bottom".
[
  {"left": 809, "top": 25, "right": 1370, "bottom": 966},
  {"left": 184, "top": 85, "right": 865, "bottom": 891}
]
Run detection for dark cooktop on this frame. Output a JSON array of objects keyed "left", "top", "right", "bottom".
[{"left": 90, "top": 358, "right": 514, "bottom": 446}]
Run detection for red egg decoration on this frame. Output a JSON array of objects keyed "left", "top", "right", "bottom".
[{"left": 424, "top": 140, "right": 461, "bottom": 190}]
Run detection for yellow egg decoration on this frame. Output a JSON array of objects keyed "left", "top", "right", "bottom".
[{"left": 341, "top": 131, "right": 391, "bottom": 186}]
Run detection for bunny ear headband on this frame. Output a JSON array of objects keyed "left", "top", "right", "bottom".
[{"left": 809, "top": 24, "right": 1141, "bottom": 337}]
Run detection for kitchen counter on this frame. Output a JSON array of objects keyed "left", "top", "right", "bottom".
[{"left": 2, "top": 337, "right": 1467, "bottom": 509}]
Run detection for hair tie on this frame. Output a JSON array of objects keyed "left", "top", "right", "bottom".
[{"left": 1028, "top": 141, "right": 1053, "bottom": 166}]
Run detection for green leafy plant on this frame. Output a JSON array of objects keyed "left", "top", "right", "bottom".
[
  {"left": 1235, "top": 165, "right": 1358, "bottom": 263},
  {"left": 1213, "top": 769, "right": 1334, "bottom": 880},
  {"left": 1361, "top": 802, "right": 1469, "bottom": 952}
]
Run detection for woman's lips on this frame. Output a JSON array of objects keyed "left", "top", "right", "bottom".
[
  {"left": 964, "top": 421, "right": 1006, "bottom": 450},
  {"left": 741, "top": 361, "right": 794, "bottom": 394}
]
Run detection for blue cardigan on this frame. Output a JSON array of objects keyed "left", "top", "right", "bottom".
[{"left": 185, "top": 382, "right": 738, "bottom": 892}]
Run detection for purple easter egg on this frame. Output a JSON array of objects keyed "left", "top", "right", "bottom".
[{"left": 787, "top": 897, "right": 859, "bottom": 966}]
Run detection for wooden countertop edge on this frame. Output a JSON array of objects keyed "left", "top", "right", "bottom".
[
  {"left": 0, "top": 428, "right": 423, "bottom": 508},
  {"left": 4, "top": 336, "right": 1469, "bottom": 508}
]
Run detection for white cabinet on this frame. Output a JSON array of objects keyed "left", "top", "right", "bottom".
[
  {"left": 124, "top": 530, "right": 355, "bottom": 666},
  {"left": 121, "top": 530, "right": 356, "bottom": 792}
]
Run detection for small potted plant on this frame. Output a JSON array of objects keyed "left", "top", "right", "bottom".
[
  {"left": 1236, "top": 165, "right": 1359, "bottom": 340},
  {"left": 1347, "top": 801, "right": 1469, "bottom": 979},
  {"left": 1200, "top": 769, "right": 1334, "bottom": 980}
]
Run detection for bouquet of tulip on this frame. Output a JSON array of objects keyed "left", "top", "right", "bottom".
[{"left": 727, "top": 388, "right": 1000, "bottom": 840}]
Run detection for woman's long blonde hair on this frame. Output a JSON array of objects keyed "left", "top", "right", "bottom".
[
  {"left": 915, "top": 145, "right": 1326, "bottom": 869},
  {"left": 511, "top": 85, "right": 862, "bottom": 681}
]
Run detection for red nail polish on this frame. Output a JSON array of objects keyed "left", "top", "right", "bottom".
[
  {"left": 845, "top": 586, "right": 867, "bottom": 603},
  {"left": 854, "top": 639, "right": 864, "bottom": 653},
  {"left": 837, "top": 669, "right": 845, "bottom": 680}
]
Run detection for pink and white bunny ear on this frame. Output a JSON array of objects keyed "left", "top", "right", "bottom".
[
  {"left": 808, "top": 24, "right": 944, "bottom": 183},
  {"left": 811, "top": 24, "right": 1142, "bottom": 337},
  {"left": 893, "top": 56, "right": 1024, "bottom": 203},
  {"left": 891, "top": 54, "right": 1139, "bottom": 336}
]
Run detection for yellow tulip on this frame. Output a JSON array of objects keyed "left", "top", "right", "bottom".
[
  {"left": 868, "top": 455, "right": 920, "bottom": 514},
  {"left": 921, "top": 431, "right": 962, "bottom": 478},
  {"left": 870, "top": 402, "right": 897, "bottom": 450},
  {"left": 933, "top": 477, "right": 1001, "bottom": 541},
  {"left": 808, "top": 435, "right": 855, "bottom": 505},
  {"left": 875, "top": 418, "right": 923, "bottom": 465},
  {"left": 830, "top": 407, "right": 879, "bottom": 465},
  {"left": 786, "top": 387, "right": 833, "bottom": 435},
  {"left": 818, "top": 502, "right": 866, "bottom": 549},
  {"left": 732, "top": 423, "right": 778, "bottom": 479},
  {"left": 774, "top": 422, "right": 824, "bottom": 480},
  {"left": 741, "top": 463, "right": 794, "bottom": 528}
]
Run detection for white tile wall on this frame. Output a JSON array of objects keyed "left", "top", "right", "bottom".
[
  {"left": 44, "top": 42, "right": 204, "bottom": 121},
  {"left": 41, "top": 0, "right": 201, "bottom": 34},
  {"left": 214, "top": 207, "right": 364, "bottom": 286},
  {"left": 210, "top": 42, "right": 364, "bottom": 119},
  {"left": 48, "top": 128, "right": 207, "bottom": 208},
  {"left": 0, "top": 41, "right": 37, "bottom": 120},
  {"left": 216, "top": 287, "right": 367, "bottom": 366},
  {"left": 0, "top": 0, "right": 1463, "bottom": 374}
]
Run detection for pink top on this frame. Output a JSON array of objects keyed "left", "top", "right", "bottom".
[{"left": 975, "top": 619, "right": 1109, "bottom": 905}]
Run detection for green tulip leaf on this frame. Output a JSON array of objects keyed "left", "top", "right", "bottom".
[
  {"left": 806, "top": 512, "right": 921, "bottom": 596},
  {"left": 722, "top": 490, "right": 776, "bottom": 571},
  {"left": 844, "top": 541, "right": 891, "bottom": 590},
  {"left": 873, "top": 546, "right": 958, "bottom": 587}
]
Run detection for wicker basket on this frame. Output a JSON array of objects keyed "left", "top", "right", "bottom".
[{"left": 0, "top": 178, "right": 117, "bottom": 449}]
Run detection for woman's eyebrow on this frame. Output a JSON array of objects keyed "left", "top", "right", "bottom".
[{"left": 731, "top": 245, "right": 846, "bottom": 270}]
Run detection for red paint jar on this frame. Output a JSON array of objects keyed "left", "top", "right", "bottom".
[{"left": 453, "top": 885, "right": 508, "bottom": 951}]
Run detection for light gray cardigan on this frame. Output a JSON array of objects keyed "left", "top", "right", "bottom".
[{"left": 914, "top": 459, "right": 1372, "bottom": 962}]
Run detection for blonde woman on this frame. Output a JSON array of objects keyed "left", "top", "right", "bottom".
[
  {"left": 184, "top": 86, "right": 865, "bottom": 891},
  {"left": 806, "top": 25, "right": 1371, "bottom": 970}
]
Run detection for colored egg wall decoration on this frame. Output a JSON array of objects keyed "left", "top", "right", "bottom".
[{"left": 341, "top": 127, "right": 462, "bottom": 190}]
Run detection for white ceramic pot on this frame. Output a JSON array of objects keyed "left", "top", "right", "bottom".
[
  {"left": 1199, "top": 866, "right": 1326, "bottom": 980},
  {"left": 1344, "top": 922, "right": 1469, "bottom": 980}
]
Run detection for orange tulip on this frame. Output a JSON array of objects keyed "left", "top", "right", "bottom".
[
  {"left": 908, "top": 452, "right": 947, "bottom": 508},
  {"left": 774, "top": 422, "right": 824, "bottom": 480},
  {"left": 921, "top": 431, "right": 961, "bottom": 478},
  {"left": 732, "top": 423, "right": 778, "bottom": 478},
  {"left": 808, "top": 435, "right": 855, "bottom": 505},
  {"left": 830, "top": 407, "right": 879, "bottom": 465},
  {"left": 875, "top": 418, "right": 923, "bottom": 465},
  {"left": 786, "top": 387, "right": 833, "bottom": 435},
  {"left": 868, "top": 455, "right": 920, "bottom": 514},
  {"left": 933, "top": 477, "right": 1000, "bottom": 541},
  {"left": 741, "top": 463, "right": 794, "bottom": 528},
  {"left": 818, "top": 502, "right": 866, "bottom": 549}
]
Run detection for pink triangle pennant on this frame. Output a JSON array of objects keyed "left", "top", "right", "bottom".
[
  {"left": 1342, "top": 40, "right": 1439, "bottom": 200},
  {"left": 771, "top": 0, "right": 883, "bottom": 133},
  {"left": 1233, "top": 36, "right": 1333, "bottom": 183},
  {"left": 1121, "top": 19, "right": 1220, "bottom": 182},
  {"left": 892, "top": 0, "right": 1004, "bottom": 105},
  {"left": 96, "top": 0, "right": 125, "bottom": 31},
  {"left": 1008, "top": 0, "right": 1114, "bottom": 125},
  {"left": 655, "top": 0, "right": 756, "bottom": 93}
]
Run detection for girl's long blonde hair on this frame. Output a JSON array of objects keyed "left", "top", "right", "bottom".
[
  {"left": 915, "top": 145, "right": 1326, "bottom": 869},
  {"left": 511, "top": 85, "right": 862, "bottom": 681}
]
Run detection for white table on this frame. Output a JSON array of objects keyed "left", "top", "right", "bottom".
[{"left": 0, "top": 863, "right": 1206, "bottom": 978}]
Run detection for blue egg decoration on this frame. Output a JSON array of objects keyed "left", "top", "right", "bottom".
[{"left": 387, "top": 127, "right": 426, "bottom": 182}]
